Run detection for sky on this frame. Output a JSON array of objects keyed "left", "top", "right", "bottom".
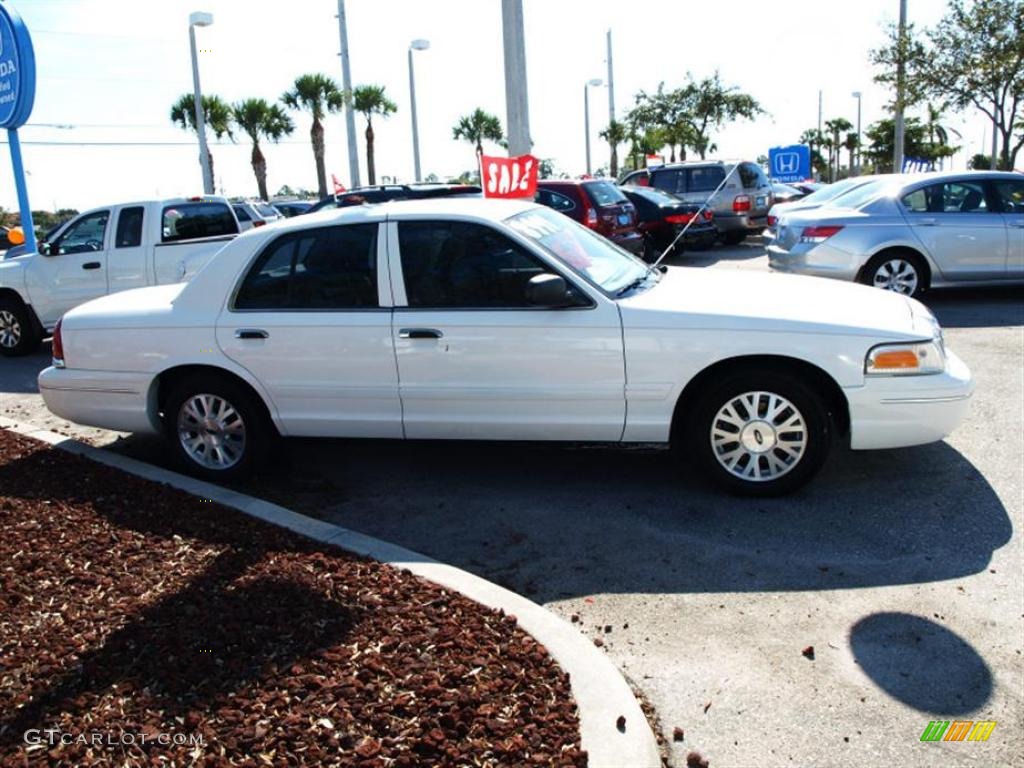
[{"left": 0, "top": 0, "right": 992, "bottom": 213}]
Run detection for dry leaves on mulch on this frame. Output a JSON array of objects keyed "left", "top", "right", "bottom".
[{"left": 0, "top": 428, "right": 585, "bottom": 766}]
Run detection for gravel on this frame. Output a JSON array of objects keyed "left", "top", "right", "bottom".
[{"left": 0, "top": 428, "right": 584, "bottom": 766}]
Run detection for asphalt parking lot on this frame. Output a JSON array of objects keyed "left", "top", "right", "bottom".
[{"left": 2, "top": 242, "right": 1022, "bottom": 767}]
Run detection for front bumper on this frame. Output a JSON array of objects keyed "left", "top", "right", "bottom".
[
  {"left": 38, "top": 366, "right": 160, "bottom": 434},
  {"left": 845, "top": 349, "right": 974, "bottom": 450},
  {"left": 768, "top": 241, "right": 864, "bottom": 282}
]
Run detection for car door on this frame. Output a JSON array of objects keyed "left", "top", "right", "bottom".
[
  {"left": 25, "top": 209, "right": 111, "bottom": 326},
  {"left": 215, "top": 221, "right": 402, "bottom": 438},
  {"left": 107, "top": 205, "right": 148, "bottom": 292},
  {"left": 992, "top": 177, "right": 1024, "bottom": 278},
  {"left": 389, "top": 217, "right": 626, "bottom": 440},
  {"left": 902, "top": 179, "right": 1007, "bottom": 280}
]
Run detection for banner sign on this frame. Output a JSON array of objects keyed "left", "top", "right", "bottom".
[
  {"left": 0, "top": 2, "right": 36, "bottom": 129},
  {"left": 768, "top": 144, "right": 811, "bottom": 183},
  {"left": 480, "top": 154, "right": 538, "bottom": 199},
  {"left": 902, "top": 157, "right": 935, "bottom": 173}
]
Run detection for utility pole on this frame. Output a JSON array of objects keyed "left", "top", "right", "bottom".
[
  {"left": 893, "top": 0, "right": 908, "bottom": 173},
  {"left": 336, "top": 0, "right": 361, "bottom": 188},
  {"left": 606, "top": 29, "right": 615, "bottom": 125},
  {"left": 817, "top": 90, "right": 822, "bottom": 181},
  {"left": 501, "top": 0, "right": 531, "bottom": 156}
]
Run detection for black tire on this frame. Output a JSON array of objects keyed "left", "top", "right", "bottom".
[
  {"left": 685, "top": 370, "right": 831, "bottom": 496},
  {"left": 0, "top": 297, "right": 41, "bottom": 357},
  {"left": 162, "top": 372, "right": 273, "bottom": 482},
  {"left": 858, "top": 250, "right": 928, "bottom": 299},
  {"left": 720, "top": 230, "right": 747, "bottom": 246}
]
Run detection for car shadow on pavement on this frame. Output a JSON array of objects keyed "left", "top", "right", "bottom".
[
  {"left": 0, "top": 345, "right": 51, "bottom": 395},
  {"left": 849, "top": 612, "right": 992, "bottom": 715},
  {"left": 236, "top": 435, "right": 1012, "bottom": 604},
  {"left": 922, "top": 285, "right": 1024, "bottom": 329}
]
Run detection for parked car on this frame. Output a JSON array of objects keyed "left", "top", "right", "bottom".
[
  {"left": 39, "top": 199, "right": 972, "bottom": 496},
  {"left": 306, "top": 183, "right": 481, "bottom": 213},
  {"left": 766, "top": 176, "right": 892, "bottom": 240},
  {"left": 768, "top": 171, "right": 1024, "bottom": 298},
  {"left": 272, "top": 201, "right": 314, "bottom": 218},
  {"left": 786, "top": 181, "right": 824, "bottom": 196},
  {"left": 619, "top": 160, "right": 773, "bottom": 245},
  {"left": 534, "top": 180, "right": 644, "bottom": 255},
  {"left": 770, "top": 182, "right": 809, "bottom": 206},
  {"left": 0, "top": 196, "right": 239, "bottom": 356},
  {"left": 619, "top": 184, "right": 717, "bottom": 260},
  {"left": 233, "top": 201, "right": 283, "bottom": 232}
]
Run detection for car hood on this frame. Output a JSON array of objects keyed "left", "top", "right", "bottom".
[
  {"left": 619, "top": 267, "right": 925, "bottom": 339},
  {"left": 63, "top": 283, "right": 188, "bottom": 329}
]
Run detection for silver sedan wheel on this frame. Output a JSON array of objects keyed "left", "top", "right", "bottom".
[
  {"left": 176, "top": 393, "right": 246, "bottom": 470},
  {"left": 872, "top": 258, "right": 919, "bottom": 295},
  {"left": 710, "top": 391, "right": 807, "bottom": 482},
  {"left": 0, "top": 310, "right": 22, "bottom": 349}
]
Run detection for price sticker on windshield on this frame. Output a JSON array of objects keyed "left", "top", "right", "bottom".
[{"left": 480, "top": 154, "right": 538, "bottom": 199}]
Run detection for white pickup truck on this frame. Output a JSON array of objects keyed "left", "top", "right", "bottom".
[{"left": 0, "top": 196, "right": 240, "bottom": 356}]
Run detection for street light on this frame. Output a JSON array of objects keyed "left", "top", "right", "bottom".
[
  {"left": 584, "top": 78, "right": 603, "bottom": 176},
  {"left": 408, "top": 38, "right": 430, "bottom": 182},
  {"left": 188, "top": 11, "right": 214, "bottom": 195},
  {"left": 852, "top": 91, "right": 862, "bottom": 176}
]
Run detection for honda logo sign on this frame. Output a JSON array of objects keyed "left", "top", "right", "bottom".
[{"left": 768, "top": 145, "right": 811, "bottom": 183}]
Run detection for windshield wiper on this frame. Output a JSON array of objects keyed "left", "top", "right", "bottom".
[{"left": 616, "top": 274, "right": 650, "bottom": 297}]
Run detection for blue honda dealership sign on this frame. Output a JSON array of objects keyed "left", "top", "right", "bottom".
[
  {"left": 768, "top": 144, "right": 811, "bottom": 183},
  {"left": 1, "top": 1, "right": 38, "bottom": 254}
]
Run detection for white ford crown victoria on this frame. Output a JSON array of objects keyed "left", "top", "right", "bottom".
[{"left": 39, "top": 199, "right": 974, "bottom": 495}]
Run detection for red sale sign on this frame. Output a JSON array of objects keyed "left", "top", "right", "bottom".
[{"left": 479, "top": 154, "right": 538, "bottom": 199}]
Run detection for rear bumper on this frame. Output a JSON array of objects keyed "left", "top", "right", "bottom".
[
  {"left": 38, "top": 367, "right": 159, "bottom": 434},
  {"left": 612, "top": 231, "right": 645, "bottom": 255},
  {"left": 714, "top": 212, "right": 768, "bottom": 234},
  {"left": 768, "top": 242, "right": 863, "bottom": 282},
  {"left": 845, "top": 349, "right": 974, "bottom": 450}
]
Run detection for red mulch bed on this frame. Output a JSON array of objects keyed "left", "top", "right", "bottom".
[{"left": 0, "top": 429, "right": 585, "bottom": 766}]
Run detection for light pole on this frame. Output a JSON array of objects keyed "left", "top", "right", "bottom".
[
  {"left": 852, "top": 91, "right": 862, "bottom": 176},
  {"left": 893, "top": 0, "right": 908, "bottom": 173},
  {"left": 408, "top": 39, "right": 429, "bottom": 182},
  {"left": 188, "top": 11, "right": 214, "bottom": 195},
  {"left": 584, "top": 78, "right": 602, "bottom": 176}
]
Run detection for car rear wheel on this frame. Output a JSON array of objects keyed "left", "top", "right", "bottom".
[
  {"left": 686, "top": 370, "right": 831, "bottom": 496},
  {"left": 162, "top": 373, "right": 272, "bottom": 481},
  {"left": 0, "top": 299, "right": 41, "bottom": 358},
  {"left": 860, "top": 251, "right": 927, "bottom": 298}
]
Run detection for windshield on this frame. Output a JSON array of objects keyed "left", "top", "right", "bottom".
[{"left": 505, "top": 207, "right": 647, "bottom": 294}]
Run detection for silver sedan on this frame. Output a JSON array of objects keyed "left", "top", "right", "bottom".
[{"left": 768, "top": 171, "right": 1024, "bottom": 298}]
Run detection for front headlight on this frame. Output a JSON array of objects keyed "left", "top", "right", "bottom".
[{"left": 865, "top": 339, "right": 946, "bottom": 376}]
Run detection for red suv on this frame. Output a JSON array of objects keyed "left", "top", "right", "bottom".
[{"left": 535, "top": 180, "right": 644, "bottom": 255}]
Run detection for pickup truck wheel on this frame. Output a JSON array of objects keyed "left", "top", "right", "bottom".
[
  {"left": 0, "top": 300, "right": 41, "bottom": 357},
  {"left": 687, "top": 371, "right": 830, "bottom": 496},
  {"left": 163, "top": 374, "right": 270, "bottom": 481}
]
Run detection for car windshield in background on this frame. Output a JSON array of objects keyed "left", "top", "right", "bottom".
[
  {"left": 584, "top": 181, "right": 628, "bottom": 206},
  {"left": 828, "top": 180, "right": 890, "bottom": 209},
  {"left": 505, "top": 207, "right": 646, "bottom": 295}
]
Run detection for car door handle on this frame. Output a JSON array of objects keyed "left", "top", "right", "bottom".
[
  {"left": 82, "top": 261, "right": 102, "bottom": 270},
  {"left": 915, "top": 218, "right": 939, "bottom": 226},
  {"left": 398, "top": 328, "right": 443, "bottom": 339},
  {"left": 234, "top": 328, "right": 269, "bottom": 340}
]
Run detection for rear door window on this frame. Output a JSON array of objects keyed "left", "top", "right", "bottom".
[
  {"left": 651, "top": 169, "right": 684, "bottom": 195},
  {"left": 993, "top": 180, "right": 1024, "bottom": 213},
  {"left": 535, "top": 189, "right": 577, "bottom": 212},
  {"left": 686, "top": 166, "right": 726, "bottom": 193},
  {"left": 115, "top": 206, "right": 144, "bottom": 248},
  {"left": 901, "top": 181, "right": 990, "bottom": 214},
  {"left": 163, "top": 202, "right": 239, "bottom": 242}
]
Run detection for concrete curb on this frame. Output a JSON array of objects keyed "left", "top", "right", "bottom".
[{"left": 0, "top": 417, "right": 661, "bottom": 767}]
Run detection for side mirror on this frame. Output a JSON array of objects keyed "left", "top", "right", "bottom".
[
  {"left": 526, "top": 273, "right": 569, "bottom": 307},
  {"left": 39, "top": 242, "right": 53, "bottom": 256}
]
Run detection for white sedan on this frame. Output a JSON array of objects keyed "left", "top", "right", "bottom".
[{"left": 39, "top": 199, "right": 974, "bottom": 496}]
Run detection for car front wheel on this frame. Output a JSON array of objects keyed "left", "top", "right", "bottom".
[
  {"left": 162, "top": 373, "right": 271, "bottom": 481},
  {"left": 687, "top": 371, "right": 831, "bottom": 496}
]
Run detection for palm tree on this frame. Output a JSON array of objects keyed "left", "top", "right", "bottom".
[
  {"left": 843, "top": 132, "right": 859, "bottom": 176},
  {"left": 824, "top": 118, "right": 853, "bottom": 182},
  {"left": 923, "top": 103, "right": 962, "bottom": 171},
  {"left": 452, "top": 108, "right": 504, "bottom": 164},
  {"left": 281, "top": 74, "right": 344, "bottom": 198},
  {"left": 170, "top": 94, "right": 233, "bottom": 192},
  {"left": 351, "top": 85, "right": 397, "bottom": 186},
  {"left": 599, "top": 120, "right": 628, "bottom": 178},
  {"left": 232, "top": 98, "right": 295, "bottom": 201}
]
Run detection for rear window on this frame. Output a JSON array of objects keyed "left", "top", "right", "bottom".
[
  {"left": 624, "top": 186, "right": 680, "bottom": 205},
  {"left": 831, "top": 180, "right": 888, "bottom": 209},
  {"left": 233, "top": 205, "right": 252, "bottom": 222},
  {"left": 739, "top": 163, "right": 765, "bottom": 189},
  {"left": 162, "top": 202, "right": 238, "bottom": 243},
  {"left": 584, "top": 181, "right": 628, "bottom": 206},
  {"left": 687, "top": 166, "right": 726, "bottom": 193},
  {"left": 256, "top": 203, "right": 279, "bottom": 217}
]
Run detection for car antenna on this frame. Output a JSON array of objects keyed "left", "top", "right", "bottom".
[{"left": 647, "top": 162, "right": 741, "bottom": 275}]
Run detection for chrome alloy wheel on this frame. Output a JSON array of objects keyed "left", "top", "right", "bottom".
[
  {"left": 710, "top": 391, "right": 808, "bottom": 482},
  {"left": 176, "top": 393, "right": 246, "bottom": 470},
  {"left": 872, "top": 258, "right": 919, "bottom": 295},
  {"left": 0, "top": 310, "right": 22, "bottom": 349}
]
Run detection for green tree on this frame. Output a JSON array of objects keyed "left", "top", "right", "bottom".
[
  {"left": 598, "top": 120, "right": 628, "bottom": 178},
  {"left": 922, "top": 102, "right": 962, "bottom": 170},
  {"left": 968, "top": 153, "right": 992, "bottom": 169},
  {"left": 863, "top": 117, "right": 957, "bottom": 172},
  {"left": 872, "top": 0, "right": 1024, "bottom": 169},
  {"left": 281, "top": 74, "right": 345, "bottom": 198},
  {"left": 798, "top": 128, "right": 828, "bottom": 177},
  {"left": 351, "top": 85, "right": 397, "bottom": 186},
  {"left": 452, "top": 108, "right": 504, "bottom": 162},
  {"left": 232, "top": 98, "right": 295, "bottom": 201},
  {"left": 824, "top": 118, "right": 854, "bottom": 181},
  {"left": 677, "top": 71, "right": 763, "bottom": 159},
  {"left": 843, "top": 133, "right": 860, "bottom": 176},
  {"left": 170, "top": 94, "right": 233, "bottom": 191}
]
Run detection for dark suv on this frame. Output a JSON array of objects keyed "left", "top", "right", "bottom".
[
  {"left": 619, "top": 161, "right": 773, "bottom": 245},
  {"left": 534, "top": 180, "right": 644, "bottom": 255},
  {"left": 306, "top": 183, "right": 481, "bottom": 213}
]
